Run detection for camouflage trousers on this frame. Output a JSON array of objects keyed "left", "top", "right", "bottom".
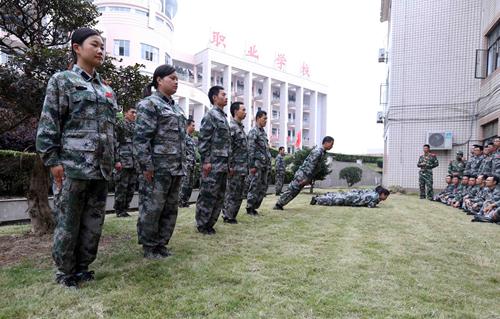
[
  {"left": 179, "top": 165, "right": 195, "bottom": 206},
  {"left": 114, "top": 168, "right": 137, "bottom": 214},
  {"left": 315, "top": 193, "right": 346, "bottom": 206},
  {"left": 247, "top": 167, "right": 269, "bottom": 210},
  {"left": 52, "top": 177, "right": 107, "bottom": 275},
  {"left": 418, "top": 170, "right": 434, "bottom": 199},
  {"left": 275, "top": 171, "right": 285, "bottom": 195},
  {"left": 277, "top": 178, "right": 304, "bottom": 207},
  {"left": 195, "top": 171, "right": 227, "bottom": 229},
  {"left": 222, "top": 174, "right": 247, "bottom": 220},
  {"left": 137, "top": 174, "right": 181, "bottom": 248}
]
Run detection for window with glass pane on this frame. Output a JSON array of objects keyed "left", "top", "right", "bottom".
[
  {"left": 487, "top": 24, "right": 500, "bottom": 76},
  {"left": 141, "top": 44, "right": 159, "bottom": 62},
  {"left": 113, "top": 40, "right": 129, "bottom": 57}
]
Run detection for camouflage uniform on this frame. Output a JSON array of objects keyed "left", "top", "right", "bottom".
[
  {"left": 134, "top": 91, "right": 186, "bottom": 250},
  {"left": 448, "top": 159, "right": 466, "bottom": 177},
  {"left": 277, "top": 146, "right": 326, "bottom": 207},
  {"left": 313, "top": 189, "right": 381, "bottom": 208},
  {"left": 275, "top": 153, "right": 286, "bottom": 195},
  {"left": 435, "top": 183, "right": 454, "bottom": 203},
  {"left": 114, "top": 118, "right": 138, "bottom": 216},
  {"left": 492, "top": 150, "right": 500, "bottom": 176},
  {"left": 417, "top": 153, "right": 439, "bottom": 199},
  {"left": 479, "top": 154, "right": 493, "bottom": 176},
  {"left": 36, "top": 65, "right": 120, "bottom": 277},
  {"left": 222, "top": 118, "right": 248, "bottom": 221},
  {"left": 195, "top": 106, "right": 231, "bottom": 231},
  {"left": 179, "top": 134, "right": 197, "bottom": 207},
  {"left": 246, "top": 126, "right": 271, "bottom": 213},
  {"left": 464, "top": 154, "right": 484, "bottom": 176}
]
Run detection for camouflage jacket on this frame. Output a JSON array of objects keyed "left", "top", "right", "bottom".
[
  {"left": 479, "top": 154, "right": 493, "bottom": 175},
  {"left": 320, "top": 189, "right": 380, "bottom": 208},
  {"left": 185, "top": 134, "right": 197, "bottom": 169},
  {"left": 36, "top": 65, "right": 120, "bottom": 180},
  {"left": 493, "top": 150, "right": 500, "bottom": 176},
  {"left": 116, "top": 118, "right": 136, "bottom": 169},
  {"left": 472, "top": 186, "right": 500, "bottom": 205},
  {"left": 295, "top": 146, "right": 326, "bottom": 181},
  {"left": 454, "top": 185, "right": 470, "bottom": 202},
  {"left": 466, "top": 185, "right": 481, "bottom": 199},
  {"left": 228, "top": 118, "right": 248, "bottom": 175},
  {"left": 198, "top": 106, "right": 232, "bottom": 173},
  {"left": 448, "top": 159, "right": 466, "bottom": 177},
  {"left": 247, "top": 126, "right": 271, "bottom": 170},
  {"left": 133, "top": 91, "right": 186, "bottom": 176},
  {"left": 275, "top": 154, "right": 286, "bottom": 174},
  {"left": 464, "top": 154, "right": 484, "bottom": 176},
  {"left": 417, "top": 153, "right": 439, "bottom": 172}
]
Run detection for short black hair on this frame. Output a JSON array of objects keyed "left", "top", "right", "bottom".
[
  {"left": 469, "top": 175, "right": 476, "bottom": 179},
  {"left": 322, "top": 136, "right": 334, "bottom": 144},
  {"left": 255, "top": 110, "right": 267, "bottom": 119},
  {"left": 488, "top": 175, "right": 500, "bottom": 184},
  {"left": 474, "top": 145, "right": 484, "bottom": 151},
  {"left": 186, "top": 119, "right": 194, "bottom": 126},
  {"left": 279, "top": 146, "right": 285, "bottom": 151},
  {"left": 375, "top": 186, "right": 390, "bottom": 196},
  {"left": 230, "top": 102, "right": 244, "bottom": 117},
  {"left": 208, "top": 86, "right": 224, "bottom": 104},
  {"left": 423, "top": 144, "right": 430, "bottom": 148},
  {"left": 488, "top": 142, "right": 495, "bottom": 146}
]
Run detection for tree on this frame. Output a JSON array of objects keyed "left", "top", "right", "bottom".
[
  {"left": 0, "top": 0, "right": 150, "bottom": 234},
  {"left": 339, "top": 166, "right": 363, "bottom": 187},
  {"left": 291, "top": 147, "right": 332, "bottom": 193}
]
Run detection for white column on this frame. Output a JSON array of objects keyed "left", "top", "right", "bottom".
[
  {"left": 202, "top": 56, "right": 212, "bottom": 94},
  {"left": 263, "top": 77, "right": 272, "bottom": 138},
  {"left": 244, "top": 71, "right": 253, "bottom": 131},
  {"left": 224, "top": 65, "right": 232, "bottom": 107},
  {"left": 193, "top": 64, "right": 198, "bottom": 85},
  {"left": 310, "top": 91, "right": 318, "bottom": 146},
  {"left": 279, "top": 82, "right": 288, "bottom": 148},
  {"left": 320, "top": 94, "right": 327, "bottom": 139},
  {"left": 296, "top": 87, "right": 303, "bottom": 150},
  {"left": 193, "top": 104, "right": 204, "bottom": 126}
]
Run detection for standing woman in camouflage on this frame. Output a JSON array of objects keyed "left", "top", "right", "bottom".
[
  {"left": 36, "top": 28, "right": 121, "bottom": 288},
  {"left": 133, "top": 65, "right": 186, "bottom": 259}
]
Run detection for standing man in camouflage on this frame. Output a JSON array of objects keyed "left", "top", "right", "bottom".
[
  {"left": 448, "top": 150, "right": 466, "bottom": 177},
  {"left": 246, "top": 110, "right": 272, "bottom": 216},
  {"left": 36, "top": 28, "right": 120, "bottom": 288},
  {"left": 417, "top": 144, "right": 439, "bottom": 200},
  {"left": 479, "top": 143, "right": 494, "bottom": 175},
  {"left": 493, "top": 137, "right": 500, "bottom": 176},
  {"left": 195, "top": 86, "right": 232, "bottom": 234},
  {"left": 179, "top": 119, "right": 197, "bottom": 208},
  {"left": 464, "top": 145, "right": 484, "bottom": 176},
  {"left": 274, "top": 136, "right": 334, "bottom": 210},
  {"left": 221, "top": 102, "right": 248, "bottom": 224},
  {"left": 114, "top": 107, "right": 138, "bottom": 217},
  {"left": 275, "top": 146, "right": 286, "bottom": 196}
]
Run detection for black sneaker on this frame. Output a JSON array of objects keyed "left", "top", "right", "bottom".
[
  {"left": 310, "top": 197, "right": 317, "bottom": 205},
  {"left": 56, "top": 274, "right": 79, "bottom": 289},
  {"left": 75, "top": 271, "right": 95, "bottom": 282},
  {"left": 155, "top": 246, "right": 172, "bottom": 258},
  {"left": 273, "top": 204, "right": 284, "bottom": 210},
  {"left": 227, "top": 219, "right": 238, "bottom": 224},
  {"left": 143, "top": 246, "right": 161, "bottom": 259},
  {"left": 116, "top": 211, "right": 131, "bottom": 217},
  {"left": 197, "top": 226, "right": 209, "bottom": 234},
  {"left": 207, "top": 227, "right": 217, "bottom": 235}
]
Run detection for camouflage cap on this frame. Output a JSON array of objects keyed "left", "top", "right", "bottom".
[{"left": 456, "top": 151, "right": 464, "bottom": 156}]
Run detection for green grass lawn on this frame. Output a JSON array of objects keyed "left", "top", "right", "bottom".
[{"left": 1, "top": 191, "right": 500, "bottom": 319}]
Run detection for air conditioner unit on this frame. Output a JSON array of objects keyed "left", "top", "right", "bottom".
[
  {"left": 376, "top": 111, "right": 384, "bottom": 123},
  {"left": 378, "top": 48, "right": 386, "bottom": 63},
  {"left": 427, "top": 132, "right": 453, "bottom": 150}
]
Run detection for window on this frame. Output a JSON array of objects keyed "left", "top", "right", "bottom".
[
  {"left": 135, "top": 9, "right": 148, "bottom": 16},
  {"left": 165, "top": 52, "right": 172, "bottom": 64},
  {"left": 482, "top": 119, "right": 498, "bottom": 143},
  {"left": 141, "top": 44, "right": 159, "bottom": 63},
  {"left": 486, "top": 23, "right": 500, "bottom": 76},
  {"left": 97, "top": 6, "right": 106, "bottom": 13},
  {"left": 109, "top": 6, "right": 131, "bottom": 12},
  {"left": 113, "top": 40, "right": 130, "bottom": 57}
]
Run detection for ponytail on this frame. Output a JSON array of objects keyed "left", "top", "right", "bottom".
[{"left": 142, "top": 83, "right": 154, "bottom": 98}]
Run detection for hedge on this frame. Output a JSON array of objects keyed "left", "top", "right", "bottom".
[{"left": 329, "top": 153, "right": 382, "bottom": 164}]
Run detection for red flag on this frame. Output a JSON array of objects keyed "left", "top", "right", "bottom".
[{"left": 295, "top": 130, "right": 301, "bottom": 149}]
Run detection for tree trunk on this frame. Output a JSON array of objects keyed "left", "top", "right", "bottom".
[
  {"left": 310, "top": 180, "right": 315, "bottom": 193},
  {"left": 26, "top": 155, "right": 55, "bottom": 235}
]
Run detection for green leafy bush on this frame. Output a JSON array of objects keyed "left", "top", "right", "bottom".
[{"left": 339, "top": 166, "right": 363, "bottom": 187}]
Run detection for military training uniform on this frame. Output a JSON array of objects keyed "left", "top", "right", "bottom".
[
  {"left": 246, "top": 125, "right": 272, "bottom": 214},
  {"left": 179, "top": 133, "right": 197, "bottom": 207},
  {"left": 464, "top": 154, "right": 484, "bottom": 176},
  {"left": 311, "top": 189, "right": 381, "bottom": 208},
  {"left": 417, "top": 152, "right": 439, "bottom": 199},
  {"left": 195, "top": 106, "right": 231, "bottom": 233},
  {"left": 221, "top": 118, "right": 248, "bottom": 222},
  {"left": 114, "top": 117, "right": 138, "bottom": 217},
  {"left": 134, "top": 91, "right": 186, "bottom": 256},
  {"left": 276, "top": 146, "right": 326, "bottom": 208},
  {"left": 275, "top": 153, "right": 286, "bottom": 195},
  {"left": 479, "top": 153, "right": 493, "bottom": 176},
  {"left": 36, "top": 64, "right": 120, "bottom": 283},
  {"left": 448, "top": 153, "right": 466, "bottom": 177}
]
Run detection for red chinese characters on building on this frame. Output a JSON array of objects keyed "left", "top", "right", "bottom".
[
  {"left": 300, "top": 62, "right": 310, "bottom": 77},
  {"left": 245, "top": 44, "right": 259, "bottom": 59},
  {"left": 210, "top": 31, "right": 226, "bottom": 48},
  {"left": 275, "top": 53, "right": 287, "bottom": 71}
]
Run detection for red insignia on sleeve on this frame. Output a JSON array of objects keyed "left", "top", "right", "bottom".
[{"left": 105, "top": 91, "right": 113, "bottom": 98}]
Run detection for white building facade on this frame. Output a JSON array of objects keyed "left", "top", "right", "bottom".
[
  {"left": 379, "top": 0, "right": 500, "bottom": 190},
  {"left": 94, "top": 0, "right": 328, "bottom": 152}
]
